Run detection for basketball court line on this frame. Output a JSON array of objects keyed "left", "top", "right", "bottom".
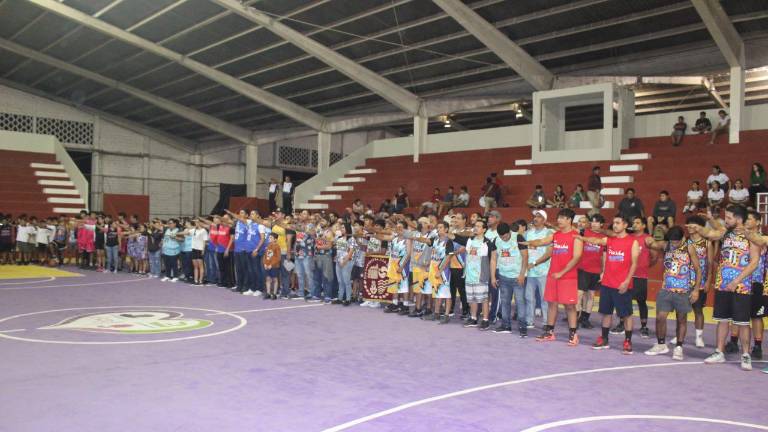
[
  {"left": 0, "top": 276, "right": 55, "bottom": 286},
  {"left": 322, "top": 361, "right": 768, "bottom": 432},
  {"left": 0, "top": 329, "right": 26, "bottom": 333},
  {"left": 519, "top": 415, "right": 768, "bottom": 431},
  {"left": 0, "top": 278, "right": 148, "bottom": 291},
  {"left": 206, "top": 303, "right": 326, "bottom": 316}
]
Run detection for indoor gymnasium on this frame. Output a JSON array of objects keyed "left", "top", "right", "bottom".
[{"left": 1, "top": 0, "right": 768, "bottom": 431}]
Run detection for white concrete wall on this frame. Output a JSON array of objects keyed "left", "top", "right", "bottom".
[{"left": 634, "top": 104, "right": 768, "bottom": 138}]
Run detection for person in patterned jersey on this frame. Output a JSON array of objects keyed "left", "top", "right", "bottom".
[
  {"left": 644, "top": 226, "right": 702, "bottom": 360},
  {"left": 423, "top": 221, "right": 454, "bottom": 324},
  {"left": 689, "top": 206, "right": 761, "bottom": 371},
  {"left": 744, "top": 213, "right": 768, "bottom": 373}
]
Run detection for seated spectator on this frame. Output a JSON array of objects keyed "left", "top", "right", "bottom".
[
  {"left": 453, "top": 186, "right": 470, "bottom": 208},
  {"left": 420, "top": 188, "right": 442, "bottom": 216},
  {"left": 648, "top": 190, "right": 676, "bottom": 237},
  {"left": 728, "top": 179, "right": 749, "bottom": 207},
  {"left": 706, "top": 165, "right": 730, "bottom": 192},
  {"left": 749, "top": 162, "right": 766, "bottom": 204},
  {"left": 671, "top": 116, "right": 686, "bottom": 146},
  {"left": 617, "top": 188, "right": 645, "bottom": 221},
  {"left": 568, "top": 184, "right": 585, "bottom": 209},
  {"left": 394, "top": 186, "right": 409, "bottom": 213},
  {"left": 682, "top": 181, "right": 705, "bottom": 214},
  {"left": 352, "top": 199, "right": 364, "bottom": 214},
  {"left": 691, "top": 111, "right": 711, "bottom": 134},
  {"left": 525, "top": 185, "right": 547, "bottom": 209},
  {"left": 548, "top": 184, "right": 566, "bottom": 208},
  {"left": 378, "top": 199, "right": 394, "bottom": 215},
  {"left": 490, "top": 172, "right": 503, "bottom": 206},
  {"left": 707, "top": 181, "right": 725, "bottom": 212},
  {"left": 709, "top": 109, "right": 730, "bottom": 145},
  {"left": 480, "top": 177, "right": 499, "bottom": 216},
  {"left": 436, "top": 186, "right": 455, "bottom": 216}
]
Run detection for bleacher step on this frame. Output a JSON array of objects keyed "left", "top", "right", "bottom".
[
  {"left": 504, "top": 169, "right": 532, "bottom": 176},
  {"left": 609, "top": 164, "right": 643, "bottom": 172}
]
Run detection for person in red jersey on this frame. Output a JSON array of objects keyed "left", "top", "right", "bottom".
[
  {"left": 580, "top": 215, "right": 640, "bottom": 354},
  {"left": 524, "top": 208, "right": 583, "bottom": 346},
  {"left": 577, "top": 214, "right": 606, "bottom": 329}
]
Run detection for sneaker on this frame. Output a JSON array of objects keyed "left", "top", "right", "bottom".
[
  {"left": 610, "top": 323, "right": 625, "bottom": 335},
  {"left": 492, "top": 324, "right": 512, "bottom": 334},
  {"left": 762, "top": 366, "right": 768, "bottom": 374},
  {"left": 580, "top": 319, "right": 594, "bottom": 330},
  {"left": 479, "top": 320, "right": 491, "bottom": 330},
  {"left": 644, "top": 343, "right": 670, "bottom": 356},
  {"left": 253, "top": 291, "right": 262, "bottom": 297},
  {"left": 672, "top": 346, "right": 684, "bottom": 361},
  {"left": 534, "top": 308, "right": 542, "bottom": 317},
  {"left": 535, "top": 332, "right": 555, "bottom": 342},
  {"left": 640, "top": 327, "right": 650, "bottom": 338},
  {"left": 243, "top": 290, "right": 254, "bottom": 296},
  {"left": 408, "top": 309, "right": 424, "bottom": 318},
  {"left": 171, "top": 278, "right": 178, "bottom": 282},
  {"left": 360, "top": 301, "right": 370, "bottom": 307},
  {"left": 725, "top": 340, "right": 739, "bottom": 354},
  {"left": 421, "top": 312, "right": 435, "bottom": 321},
  {"left": 704, "top": 351, "right": 726, "bottom": 364},
  {"left": 592, "top": 337, "right": 610, "bottom": 350},
  {"left": 438, "top": 315, "right": 451, "bottom": 325},
  {"left": 343, "top": 300, "right": 351, "bottom": 306},
  {"left": 397, "top": 306, "right": 410, "bottom": 316},
  {"left": 308, "top": 296, "right": 322, "bottom": 303},
  {"left": 568, "top": 333, "right": 579, "bottom": 347},
  {"left": 695, "top": 336, "right": 705, "bottom": 348},
  {"left": 622, "top": 340, "right": 634, "bottom": 355},
  {"left": 526, "top": 323, "right": 535, "bottom": 329},
  {"left": 519, "top": 327, "right": 528, "bottom": 338},
  {"left": 741, "top": 353, "right": 752, "bottom": 371},
  {"left": 751, "top": 345, "right": 763, "bottom": 360},
  {"left": 384, "top": 304, "right": 399, "bottom": 313},
  {"left": 463, "top": 318, "right": 478, "bottom": 328},
  {"left": 290, "top": 294, "right": 300, "bottom": 299},
  {"left": 161, "top": 277, "right": 169, "bottom": 282},
  {"left": 669, "top": 337, "right": 678, "bottom": 345},
  {"left": 331, "top": 299, "right": 343, "bottom": 305}
]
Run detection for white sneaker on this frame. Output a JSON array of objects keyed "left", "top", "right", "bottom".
[
  {"left": 741, "top": 353, "right": 752, "bottom": 371},
  {"left": 253, "top": 291, "right": 262, "bottom": 297},
  {"left": 369, "top": 302, "right": 381, "bottom": 308},
  {"left": 360, "top": 301, "right": 370, "bottom": 307},
  {"left": 243, "top": 290, "right": 253, "bottom": 296},
  {"left": 171, "top": 278, "right": 178, "bottom": 282},
  {"left": 161, "top": 277, "right": 169, "bottom": 282},
  {"left": 704, "top": 351, "right": 726, "bottom": 364},
  {"left": 535, "top": 308, "right": 542, "bottom": 317},
  {"left": 644, "top": 343, "right": 670, "bottom": 356},
  {"left": 669, "top": 337, "right": 677, "bottom": 345},
  {"left": 672, "top": 346, "right": 684, "bottom": 361},
  {"left": 695, "top": 336, "right": 705, "bottom": 348}
]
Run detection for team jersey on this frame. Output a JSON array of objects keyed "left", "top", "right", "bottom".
[
  {"left": 715, "top": 230, "right": 753, "bottom": 294},
  {"left": 314, "top": 229, "right": 332, "bottom": 256},
  {"left": 494, "top": 235, "right": 527, "bottom": 279},
  {"left": 601, "top": 235, "right": 637, "bottom": 290},
  {"left": 579, "top": 229, "right": 605, "bottom": 274},
  {"left": 426, "top": 237, "right": 453, "bottom": 291},
  {"left": 334, "top": 236, "right": 358, "bottom": 264},
  {"left": 633, "top": 233, "right": 651, "bottom": 279},
  {"left": 411, "top": 231, "right": 434, "bottom": 269},
  {"left": 525, "top": 227, "right": 552, "bottom": 277},
  {"left": 294, "top": 230, "right": 314, "bottom": 258},
  {"left": 687, "top": 237, "right": 708, "bottom": 288},
  {"left": 750, "top": 246, "right": 767, "bottom": 286},
  {"left": 464, "top": 237, "right": 492, "bottom": 285},
  {"left": 662, "top": 242, "right": 694, "bottom": 293},
  {"left": 233, "top": 220, "right": 248, "bottom": 253},
  {"left": 550, "top": 230, "right": 579, "bottom": 280}
]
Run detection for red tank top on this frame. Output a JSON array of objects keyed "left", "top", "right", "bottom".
[
  {"left": 208, "top": 224, "right": 220, "bottom": 246},
  {"left": 578, "top": 229, "right": 605, "bottom": 274},
  {"left": 602, "top": 235, "right": 637, "bottom": 290},
  {"left": 216, "top": 224, "right": 232, "bottom": 248},
  {"left": 550, "top": 230, "right": 578, "bottom": 280},
  {"left": 634, "top": 233, "right": 650, "bottom": 279}
]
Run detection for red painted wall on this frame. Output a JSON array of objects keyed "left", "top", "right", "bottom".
[{"left": 103, "top": 194, "right": 150, "bottom": 223}]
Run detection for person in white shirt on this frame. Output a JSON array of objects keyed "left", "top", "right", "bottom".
[
  {"left": 35, "top": 221, "right": 51, "bottom": 264},
  {"left": 454, "top": 185, "right": 470, "bottom": 208},
  {"left": 709, "top": 109, "right": 730, "bottom": 144},
  {"left": 282, "top": 175, "right": 294, "bottom": 215},
  {"left": 683, "top": 181, "right": 704, "bottom": 213},
  {"left": 15, "top": 219, "right": 32, "bottom": 265},
  {"left": 191, "top": 219, "right": 209, "bottom": 285},
  {"left": 707, "top": 181, "right": 725, "bottom": 212},
  {"left": 706, "top": 165, "right": 730, "bottom": 192},
  {"left": 728, "top": 179, "right": 750, "bottom": 206}
]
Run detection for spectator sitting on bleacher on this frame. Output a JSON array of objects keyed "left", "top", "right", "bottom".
[
  {"left": 708, "top": 109, "right": 730, "bottom": 145},
  {"left": 617, "top": 188, "right": 645, "bottom": 221},
  {"left": 691, "top": 111, "right": 711, "bottom": 134},
  {"left": 728, "top": 179, "right": 749, "bottom": 207},
  {"left": 707, "top": 165, "right": 730, "bottom": 192},
  {"left": 480, "top": 177, "right": 499, "bottom": 216},
  {"left": 454, "top": 186, "right": 470, "bottom": 208},
  {"left": 352, "top": 199, "right": 364, "bottom": 214},
  {"left": 394, "top": 186, "right": 409, "bottom": 213},
  {"left": 420, "top": 188, "right": 442, "bottom": 216},
  {"left": 707, "top": 181, "right": 724, "bottom": 212},
  {"left": 568, "top": 184, "right": 585, "bottom": 209},
  {"left": 526, "top": 185, "right": 547, "bottom": 209},
  {"left": 648, "top": 190, "right": 676, "bottom": 238},
  {"left": 682, "top": 181, "right": 705, "bottom": 214},
  {"left": 549, "top": 185, "right": 566, "bottom": 208},
  {"left": 379, "top": 198, "right": 394, "bottom": 216},
  {"left": 671, "top": 116, "right": 686, "bottom": 147},
  {"left": 750, "top": 163, "right": 766, "bottom": 205},
  {"left": 436, "top": 186, "right": 455, "bottom": 216}
]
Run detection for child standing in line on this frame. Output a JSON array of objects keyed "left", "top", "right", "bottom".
[{"left": 263, "top": 232, "right": 281, "bottom": 300}]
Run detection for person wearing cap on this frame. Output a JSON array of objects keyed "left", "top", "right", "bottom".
[
  {"left": 490, "top": 222, "right": 528, "bottom": 335},
  {"left": 485, "top": 210, "right": 502, "bottom": 324},
  {"left": 524, "top": 210, "right": 553, "bottom": 328}
]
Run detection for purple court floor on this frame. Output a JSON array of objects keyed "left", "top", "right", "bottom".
[{"left": 1, "top": 268, "right": 767, "bottom": 432}]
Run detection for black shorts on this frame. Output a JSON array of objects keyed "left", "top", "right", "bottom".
[
  {"left": 713, "top": 290, "right": 752, "bottom": 325},
  {"left": 598, "top": 285, "right": 633, "bottom": 318},
  {"left": 0, "top": 243, "right": 11, "bottom": 252},
  {"left": 37, "top": 244, "right": 48, "bottom": 252},
  {"left": 351, "top": 265, "right": 363, "bottom": 281},
  {"left": 578, "top": 270, "right": 600, "bottom": 291},
  {"left": 692, "top": 290, "right": 708, "bottom": 309},
  {"left": 632, "top": 277, "right": 648, "bottom": 300},
  {"left": 751, "top": 283, "right": 767, "bottom": 319},
  {"left": 192, "top": 250, "right": 204, "bottom": 260}
]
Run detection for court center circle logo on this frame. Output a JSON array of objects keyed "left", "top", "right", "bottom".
[{"left": 0, "top": 306, "right": 246, "bottom": 344}]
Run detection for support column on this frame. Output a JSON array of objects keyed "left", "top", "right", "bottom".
[
  {"left": 245, "top": 144, "right": 259, "bottom": 197},
  {"left": 729, "top": 66, "right": 744, "bottom": 144},
  {"left": 413, "top": 115, "right": 427, "bottom": 163},
  {"left": 317, "top": 131, "right": 331, "bottom": 173}
]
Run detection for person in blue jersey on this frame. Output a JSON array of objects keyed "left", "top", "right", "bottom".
[
  {"left": 690, "top": 206, "right": 761, "bottom": 371},
  {"left": 490, "top": 222, "right": 529, "bottom": 336},
  {"left": 245, "top": 210, "right": 265, "bottom": 296},
  {"left": 644, "top": 226, "right": 702, "bottom": 360},
  {"left": 227, "top": 209, "right": 252, "bottom": 295},
  {"left": 424, "top": 221, "right": 454, "bottom": 323},
  {"left": 160, "top": 219, "right": 182, "bottom": 282}
]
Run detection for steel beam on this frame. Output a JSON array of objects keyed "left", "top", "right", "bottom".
[{"left": 691, "top": 0, "right": 745, "bottom": 67}]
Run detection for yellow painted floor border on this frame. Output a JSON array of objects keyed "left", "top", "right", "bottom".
[{"left": 0, "top": 265, "right": 83, "bottom": 280}]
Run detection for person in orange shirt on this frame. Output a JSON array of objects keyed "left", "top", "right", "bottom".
[{"left": 263, "top": 233, "right": 281, "bottom": 300}]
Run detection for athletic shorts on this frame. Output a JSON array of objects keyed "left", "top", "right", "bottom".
[
  {"left": 692, "top": 289, "right": 708, "bottom": 309},
  {"left": 544, "top": 276, "right": 577, "bottom": 305},
  {"left": 751, "top": 282, "right": 767, "bottom": 319},
  {"left": 411, "top": 267, "right": 428, "bottom": 294},
  {"left": 19, "top": 242, "right": 33, "bottom": 254},
  {"left": 434, "top": 283, "right": 451, "bottom": 299},
  {"left": 0, "top": 243, "right": 11, "bottom": 252},
  {"left": 264, "top": 268, "right": 279, "bottom": 278},
  {"left": 713, "top": 290, "right": 752, "bottom": 326},
  {"left": 397, "top": 273, "right": 411, "bottom": 294},
  {"left": 351, "top": 265, "right": 363, "bottom": 281},
  {"left": 632, "top": 277, "right": 648, "bottom": 300},
  {"left": 37, "top": 244, "right": 48, "bottom": 252},
  {"left": 192, "top": 250, "right": 203, "bottom": 260},
  {"left": 578, "top": 270, "right": 600, "bottom": 291},
  {"left": 656, "top": 289, "right": 693, "bottom": 314},
  {"left": 466, "top": 283, "right": 488, "bottom": 304},
  {"left": 598, "top": 285, "right": 633, "bottom": 318}
]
